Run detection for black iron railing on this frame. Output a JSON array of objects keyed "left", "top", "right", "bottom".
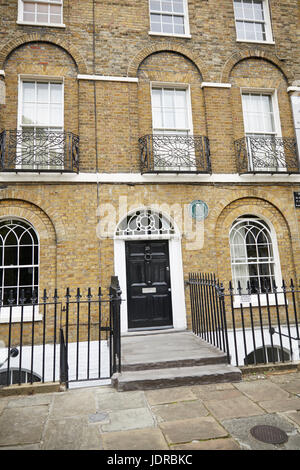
[
  {"left": 0, "top": 130, "right": 79, "bottom": 173},
  {"left": 188, "top": 274, "right": 300, "bottom": 368},
  {"left": 139, "top": 134, "right": 211, "bottom": 173},
  {"left": 0, "top": 277, "right": 122, "bottom": 388},
  {"left": 188, "top": 273, "right": 230, "bottom": 362},
  {"left": 235, "top": 136, "right": 300, "bottom": 174}
]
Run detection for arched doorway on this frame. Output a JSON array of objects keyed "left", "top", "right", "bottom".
[{"left": 114, "top": 208, "right": 186, "bottom": 333}]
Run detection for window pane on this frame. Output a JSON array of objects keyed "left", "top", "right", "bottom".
[
  {"left": 3, "top": 247, "right": 18, "bottom": 266},
  {"left": 50, "top": 104, "right": 63, "bottom": 126},
  {"left": 163, "top": 109, "right": 175, "bottom": 128},
  {"left": 5, "top": 230, "right": 18, "bottom": 246},
  {"left": 163, "top": 89, "right": 174, "bottom": 107},
  {"left": 173, "top": 1, "right": 184, "bottom": 13},
  {"left": 3, "top": 288, "right": 18, "bottom": 305},
  {"left": 19, "top": 246, "right": 33, "bottom": 265},
  {"left": 50, "top": 4, "right": 61, "bottom": 15},
  {"left": 4, "top": 269, "right": 18, "bottom": 287},
  {"left": 162, "top": 1, "right": 172, "bottom": 12},
  {"left": 150, "top": 0, "right": 161, "bottom": 10},
  {"left": 19, "top": 267, "right": 33, "bottom": 286},
  {"left": 22, "top": 104, "right": 35, "bottom": 125},
  {"left": 24, "top": 2, "right": 35, "bottom": 12},
  {"left": 174, "top": 22, "right": 185, "bottom": 34},
  {"left": 23, "top": 12, "right": 36, "bottom": 22},
  {"left": 37, "top": 83, "right": 48, "bottom": 103},
  {"left": 37, "top": 13, "right": 48, "bottom": 23},
  {"left": 36, "top": 104, "right": 49, "bottom": 125},
  {"left": 50, "top": 14, "right": 61, "bottom": 23}
]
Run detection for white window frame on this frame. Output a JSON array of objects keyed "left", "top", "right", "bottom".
[
  {"left": 150, "top": 82, "right": 193, "bottom": 135},
  {"left": 150, "top": 82, "right": 196, "bottom": 171},
  {"left": 0, "top": 218, "right": 42, "bottom": 324},
  {"left": 148, "top": 0, "right": 191, "bottom": 38},
  {"left": 241, "top": 88, "right": 284, "bottom": 172},
  {"left": 233, "top": 0, "right": 274, "bottom": 44},
  {"left": 229, "top": 214, "right": 284, "bottom": 308},
  {"left": 17, "top": 0, "right": 65, "bottom": 28},
  {"left": 18, "top": 75, "right": 64, "bottom": 171}
]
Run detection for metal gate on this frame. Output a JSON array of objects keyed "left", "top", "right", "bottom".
[{"left": 0, "top": 277, "right": 122, "bottom": 389}]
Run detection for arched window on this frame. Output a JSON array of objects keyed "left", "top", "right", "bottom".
[
  {"left": 245, "top": 346, "right": 290, "bottom": 365},
  {"left": 0, "top": 219, "right": 39, "bottom": 306},
  {"left": 0, "top": 368, "right": 41, "bottom": 386},
  {"left": 230, "top": 215, "right": 278, "bottom": 293}
]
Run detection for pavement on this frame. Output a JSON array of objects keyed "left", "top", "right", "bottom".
[{"left": 1, "top": 369, "right": 300, "bottom": 450}]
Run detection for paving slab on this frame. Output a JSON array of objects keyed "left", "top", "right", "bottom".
[
  {"left": 0, "top": 405, "right": 49, "bottom": 447},
  {"left": 0, "top": 398, "right": 8, "bottom": 416},
  {"left": 49, "top": 389, "right": 97, "bottom": 419},
  {"left": 97, "top": 390, "right": 147, "bottom": 411},
  {"left": 234, "top": 380, "right": 290, "bottom": 401},
  {"left": 272, "top": 379, "right": 300, "bottom": 395},
  {"left": 222, "top": 413, "right": 300, "bottom": 450},
  {"left": 204, "top": 396, "right": 265, "bottom": 420},
  {"left": 284, "top": 411, "right": 300, "bottom": 427},
  {"left": 171, "top": 437, "right": 241, "bottom": 450},
  {"left": 258, "top": 397, "right": 300, "bottom": 413},
  {"left": 0, "top": 443, "right": 41, "bottom": 450},
  {"left": 42, "top": 416, "right": 103, "bottom": 450},
  {"left": 192, "top": 383, "right": 234, "bottom": 394},
  {"left": 145, "top": 386, "right": 197, "bottom": 405},
  {"left": 194, "top": 388, "right": 243, "bottom": 401},
  {"left": 7, "top": 393, "right": 53, "bottom": 408},
  {"left": 159, "top": 416, "right": 228, "bottom": 444},
  {"left": 102, "top": 428, "right": 169, "bottom": 450},
  {"left": 151, "top": 400, "right": 209, "bottom": 422},
  {"left": 100, "top": 407, "right": 155, "bottom": 433}
]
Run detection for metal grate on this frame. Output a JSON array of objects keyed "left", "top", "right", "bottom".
[{"left": 250, "top": 425, "right": 288, "bottom": 444}]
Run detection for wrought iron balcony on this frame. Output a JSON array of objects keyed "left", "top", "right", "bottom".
[
  {"left": 0, "top": 130, "right": 79, "bottom": 173},
  {"left": 139, "top": 134, "right": 211, "bottom": 174},
  {"left": 235, "top": 136, "right": 300, "bottom": 174}
]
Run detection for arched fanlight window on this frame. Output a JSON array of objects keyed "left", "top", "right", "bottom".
[
  {"left": 0, "top": 368, "right": 41, "bottom": 386},
  {"left": 245, "top": 346, "right": 290, "bottom": 365},
  {"left": 0, "top": 219, "right": 39, "bottom": 305},
  {"left": 116, "top": 209, "right": 175, "bottom": 238},
  {"left": 229, "top": 215, "right": 278, "bottom": 293}
]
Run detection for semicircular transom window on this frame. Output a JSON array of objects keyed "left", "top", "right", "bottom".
[
  {"left": 0, "top": 219, "right": 39, "bottom": 305},
  {"left": 116, "top": 209, "right": 175, "bottom": 238}
]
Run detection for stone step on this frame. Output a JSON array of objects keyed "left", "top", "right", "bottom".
[
  {"left": 112, "top": 364, "right": 242, "bottom": 392},
  {"left": 122, "top": 354, "right": 229, "bottom": 372}
]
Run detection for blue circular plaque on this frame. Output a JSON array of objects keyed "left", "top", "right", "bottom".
[{"left": 189, "top": 200, "right": 209, "bottom": 221}]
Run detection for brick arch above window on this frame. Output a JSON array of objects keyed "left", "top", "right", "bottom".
[
  {"left": 220, "top": 48, "right": 294, "bottom": 85},
  {"left": 0, "top": 33, "right": 88, "bottom": 74},
  {"left": 0, "top": 196, "right": 65, "bottom": 243},
  {"left": 127, "top": 42, "right": 208, "bottom": 81},
  {"left": 213, "top": 193, "right": 295, "bottom": 239}
]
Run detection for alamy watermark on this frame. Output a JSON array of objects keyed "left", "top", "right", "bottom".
[{"left": 96, "top": 196, "right": 206, "bottom": 251}]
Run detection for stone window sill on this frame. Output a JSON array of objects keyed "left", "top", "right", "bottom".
[
  {"left": 17, "top": 21, "right": 66, "bottom": 28},
  {"left": 236, "top": 39, "right": 275, "bottom": 45},
  {"left": 148, "top": 31, "right": 191, "bottom": 39}
]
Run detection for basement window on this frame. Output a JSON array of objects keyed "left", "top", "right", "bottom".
[{"left": 18, "top": 0, "right": 65, "bottom": 27}]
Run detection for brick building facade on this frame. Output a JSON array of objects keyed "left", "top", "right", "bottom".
[{"left": 0, "top": 0, "right": 300, "bottom": 355}]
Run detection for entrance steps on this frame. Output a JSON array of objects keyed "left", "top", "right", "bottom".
[{"left": 112, "top": 330, "right": 241, "bottom": 391}]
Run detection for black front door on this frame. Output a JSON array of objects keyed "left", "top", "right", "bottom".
[{"left": 126, "top": 240, "right": 173, "bottom": 330}]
